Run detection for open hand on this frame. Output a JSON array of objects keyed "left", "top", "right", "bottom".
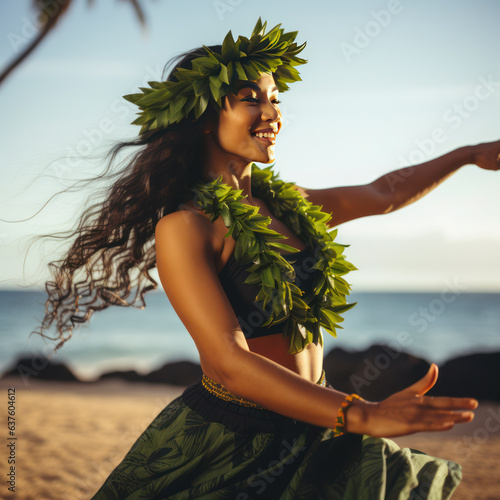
[
  {"left": 470, "top": 139, "right": 500, "bottom": 171},
  {"left": 347, "top": 364, "right": 478, "bottom": 438}
]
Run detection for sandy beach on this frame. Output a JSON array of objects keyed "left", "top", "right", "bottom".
[{"left": 1, "top": 377, "right": 499, "bottom": 500}]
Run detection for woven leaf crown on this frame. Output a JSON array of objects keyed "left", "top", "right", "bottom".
[{"left": 123, "top": 18, "right": 307, "bottom": 134}]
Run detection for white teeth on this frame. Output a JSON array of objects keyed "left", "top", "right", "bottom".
[{"left": 254, "top": 132, "right": 276, "bottom": 138}]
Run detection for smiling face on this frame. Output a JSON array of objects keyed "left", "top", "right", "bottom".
[{"left": 204, "top": 73, "right": 283, "bottom": 167}]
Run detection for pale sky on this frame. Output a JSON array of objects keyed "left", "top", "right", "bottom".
[{"left": 1, "top": 0, "right": 499, "bottom": 292}]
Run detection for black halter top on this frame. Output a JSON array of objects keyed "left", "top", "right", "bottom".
[{"left": 218, "top": 246, "right": 320, "bottom": 339}]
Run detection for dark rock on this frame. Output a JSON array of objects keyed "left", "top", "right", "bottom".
[
  {"left": 143, "top": 360, "right": 203, "bottom": 386},
  {"left": 428, "top": 352, "right": 500, "bottom": 401},
  {"left": 323, "top": 345, "right": 500, "bottom": 403},
  {"left": 0, "top": 354, "right": 80, "bottom": 382},
  {"left": 323, "top": 345, "right": 430, "bottom": 401},
  {"left": 97, "top": 360, "right": 203, "bottom": 386}
]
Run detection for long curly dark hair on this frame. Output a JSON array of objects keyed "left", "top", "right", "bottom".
[{"left": 30, "top": 45, "right": 222, "bottom": 354}]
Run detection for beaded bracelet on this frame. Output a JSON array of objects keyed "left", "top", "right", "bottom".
[{"left": 333, "top": 393, "right": 363, "bottom": 437}]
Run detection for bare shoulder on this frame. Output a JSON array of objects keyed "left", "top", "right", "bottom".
[
  {"left": 156, "top": 205, "right": 210, "bottom": 232},
  {"left": 154, "top": 203, "right": 236, "bottom": 284},
  {"left": 155, "top": 206, "right": 219, "bottom": 254}
]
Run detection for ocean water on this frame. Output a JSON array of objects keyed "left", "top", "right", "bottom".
[{"left": 1, "top": 290, "right": 499, "bottom": 381}]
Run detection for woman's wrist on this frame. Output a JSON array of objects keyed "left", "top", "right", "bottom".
[
  {"left": 458, "top": 144, "right": 478, "bottom": 166},
  {"left": 343, "top": 398, "right": 377, "bottom": 435},
  {"left": 332, "top": 393, "right": 363, "bottom": 437}
]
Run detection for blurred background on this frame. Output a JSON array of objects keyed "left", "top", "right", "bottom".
[{"left": 1, "top": 0, "right": 499, "bottom": 381}]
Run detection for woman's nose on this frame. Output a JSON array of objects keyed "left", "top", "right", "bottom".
[{"left": 261, "top": 100, "right": 280, "bottom": 122}]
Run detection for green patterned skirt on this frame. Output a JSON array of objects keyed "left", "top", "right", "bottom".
[{"left": 90, "top": 370, "right": 462, "bottom": 499}]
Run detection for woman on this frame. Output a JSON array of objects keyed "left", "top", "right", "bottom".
[{"left": 36, "top": 19, "right": 498, "bottom": 499}]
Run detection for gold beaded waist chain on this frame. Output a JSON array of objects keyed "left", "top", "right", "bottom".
[{"left": 201, "top": 369, "right": 327, "bottom": 409}]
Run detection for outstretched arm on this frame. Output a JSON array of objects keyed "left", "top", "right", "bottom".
[
  {"left": 296, "top": 139, "right": 500, "bottom": 227},
  {"left": 155, "top": 210, "right": 477, "bottom": 437}
]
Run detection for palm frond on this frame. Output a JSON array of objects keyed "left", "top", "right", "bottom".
[{"left": 0, "top": 0, "right": 147, "bottom": 86}]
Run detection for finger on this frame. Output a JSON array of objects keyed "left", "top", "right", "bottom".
[
  {"left": 409, "top": 412, "right": 474, "bottom": 433},
  {"left": 427, "top": 410, "right": 475, "bottom": 423},
  {"left": 420, "top": 396, "right": 479, "bottom": 410},
  {"left": 397, "top": 418, "right": 455, "bottom": 436},
  {"left": 403, "top": 363, "right": 439, "bottom": 396},
  {"left": 455, "top": 412, "right": 475, "bottom": 423},
  {"left": 418, "top": 421, "right": 456, "bottom": 433}
]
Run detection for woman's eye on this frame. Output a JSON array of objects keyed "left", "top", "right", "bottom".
[{"left": 242, "top": 97, "right": 281, "bottom": 105}]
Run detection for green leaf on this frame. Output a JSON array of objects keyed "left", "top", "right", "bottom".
[
  {"left": 209, "top": 75, "right": 223, "bottom": 90},
  {"left": 321, "top": 307, "right": 343, "bottom": 325},
  {"left": 333, "top": 276, "right": 351, "bottom": 295},
  {"left": 242, "top": 61, "right": 261, "bottom": 80},
  {"left": 221, "top": 31, "right": 238, "bottom": 61},
  {"left": 268, "top": 242, "right": 301, "bottom": 253},
  {"left": 226, "top": 61, "right": 234, "bottom": 83},
  {"left": 233, "top": 61, "right": 247, "bottom": 80},
  {"left": 209, "top": 77, "right": 223, "bottom": 101},
  {"left": 193, "top": 78, "right": 209, "bottom": 97},
  {"left": 170, "top": 94, "right": 187, "bottom": 115},
  {"left": 251, "top": 17, "right": 265, "bottom": 38},
  {"left": 261, "top": 266, "right": 274, "bottom": 287},
  {"left": 243, "top": 272, "right": 262, "bottom": 285},
  {"left": 194, "top": 93, "right": 208, "bottom": 118},
  {"left": 330, "top": 302, "right": 357, "bottom": 314},
  {"left": 219, "top": 64, "right": 230, "bottom": 85},
  {"left": 220, "top": 204, "right": 233, "bottom": 226}
]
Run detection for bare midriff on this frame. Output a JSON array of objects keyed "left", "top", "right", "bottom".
[
  {"left": 246, "top": 332, "right": 324, "bottom": 384},
  {"left": 199, "top": 332, "right": 324, "bottom": 386}
]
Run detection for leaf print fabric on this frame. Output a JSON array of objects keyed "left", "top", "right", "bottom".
[{"left": 90, "top": 377, "right": 461, "bottom": 500}]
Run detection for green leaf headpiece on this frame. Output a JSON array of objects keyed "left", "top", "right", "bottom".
[{"left": 123, "top": 18, "right": 307, "bottom": 134}]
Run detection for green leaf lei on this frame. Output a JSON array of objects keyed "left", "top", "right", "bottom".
[
  {"left": 123, "top": 18, "right": 306, "bottom": 135},
  {"left": 193, "top": 164, "right": 357, "bottom": 354}
]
